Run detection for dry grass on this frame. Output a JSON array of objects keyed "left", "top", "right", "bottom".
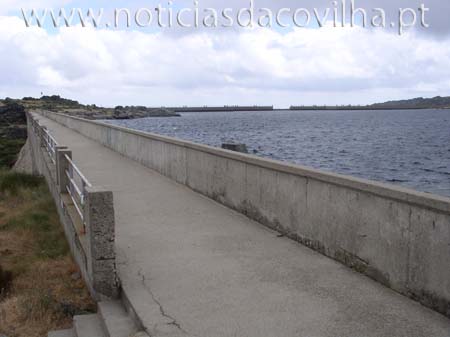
[{"left": 0, "top": 171, "right": 96, "bottom": 337}]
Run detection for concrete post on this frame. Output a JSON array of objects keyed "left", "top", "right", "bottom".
[
  {"left": 85, "top": 186, "right": 118, "bottom": 299},
  {"left": 56, "top": 148, "right": 71, "bottom": 192}
]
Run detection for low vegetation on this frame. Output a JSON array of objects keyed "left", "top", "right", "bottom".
[
  {"left": 290, "top": 95, "right": 450, "bottom": 110},
  {"left": 0, "top": 138, "right": 26, "bottom": 168},
  {"left": 0, "top": 100, "right": 26, "bottom": 169},
  {"left": 1, "top": 95, "right": 179, "bottom": 121},
  {"left": 0, "top": 170, "right": 95, "bottom": 337}
]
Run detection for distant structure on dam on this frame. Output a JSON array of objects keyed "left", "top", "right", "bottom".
[{"left": 166, "top": 105, "right": 274, "bottom": 112}]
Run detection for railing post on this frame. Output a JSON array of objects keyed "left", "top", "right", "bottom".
[
  {"left": 84, "top": 186, "right": 118, "bottom": 299},
  {"left": 40, "top": 126, "right": 47, "bottom": 148},
  {"left": 56, "top": 148, "right": 72, "bottom": 192}
]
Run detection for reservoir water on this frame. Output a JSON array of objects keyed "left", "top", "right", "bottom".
[{"left": 107, "top": 109, "right": 450, "bottom": 197}]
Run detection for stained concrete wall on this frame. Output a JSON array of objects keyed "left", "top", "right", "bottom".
[
  {"left": 29, "top": 120, "right": 82, "bottom": 286},
  {"left": 39, "top": 111, "right": 450, "bottom": 318},
  {"left": 27, "top": 113, "right": 118, "bottom": 300},
  {"left": 26, "top": 114, "right": 93, "bottom": 295}
]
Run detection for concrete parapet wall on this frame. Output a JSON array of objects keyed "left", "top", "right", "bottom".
[
  {"left": 39, "top": 110, "right": 450, "bottom": 318},
  {"left": 27, "top": 112, "right": 118, "bottom": 300}
]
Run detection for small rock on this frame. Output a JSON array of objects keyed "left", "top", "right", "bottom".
[
  {"left": 0, "top": 265, "right": 13, "bottom": 294},
  {"left": 58, "top": 301, "right": 79, "bottom": 316},
  {"left": 222, "top": 143, "right": 248, "bottom": 154},
  {"left": 0, "top": 249, "right": 12, "bottom": 256},
  {"left": 71, "top": 272, "right": 81, "bottom": 281}
]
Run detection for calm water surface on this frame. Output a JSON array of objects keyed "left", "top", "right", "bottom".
[{"left": 107, "top": 109, "right": 450, "bottom": 197}]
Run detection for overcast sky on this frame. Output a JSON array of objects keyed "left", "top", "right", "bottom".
[{"left": 1, "top": 0, "right": 450, "bottom": 107}]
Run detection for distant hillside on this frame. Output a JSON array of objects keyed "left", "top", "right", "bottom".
[
  {"left": 369, "top": 96, "right": 450, "bottom": 109},
  {"left": 291, "top": 96, "right": 450, "bottom": 110},
  {"left": 10, "top": 95, "right": 180, "bottom": 119},
  {"left": 0, "top": 95, "right": 180, "bottom": 167}
]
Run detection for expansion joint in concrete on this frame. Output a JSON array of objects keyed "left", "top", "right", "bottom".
[{"left": 405, "top": 206, "right": 413, "bottom": 291}]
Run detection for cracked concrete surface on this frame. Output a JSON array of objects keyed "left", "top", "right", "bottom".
[
  {"left": 37, "top": 115, "right": 450, "bottom": 337},
  {"left": 138, "top": 268, "right": 188, "bottom": 335}
]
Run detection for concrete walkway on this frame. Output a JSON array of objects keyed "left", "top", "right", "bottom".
[{"left": 37, "top": 115, "right": 450, "bottom": 337}]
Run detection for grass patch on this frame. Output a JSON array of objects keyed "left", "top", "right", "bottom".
[
  {"left": 0, "top": 171, "right": 68, "bottom": 259},
  {"left": 0, "top": 172, "right": 42, "bottom": 195},
  {"left": 0, "top": 170, "right": 95, "bottom": 337}
]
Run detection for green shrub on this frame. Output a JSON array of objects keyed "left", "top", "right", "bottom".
[{"left": 0, "top": 138, "right": 26, "bottom": 168}]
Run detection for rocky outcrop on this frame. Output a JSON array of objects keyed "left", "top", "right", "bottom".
[
  {"left": 0, "top": 101, "right": 26, "bottom": 128},
  {"left": 111, "top": 106, "right": 180, "bottom": 119},
  {"left": 0, "top": 100, "right": 27, "bottom": 168}
]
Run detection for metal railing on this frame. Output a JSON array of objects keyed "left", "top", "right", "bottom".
[
  {"left": 36, "top": 121, "right": 91, "bottom": 224},
  {"left": 28, "top": 113, "right": 118, "bottom": 298},
  {"left": 43, "top": 128, "right": 59, "bottom": 164},
  {"left": 31, "top": 117, "right": 41, "bottom": 131},
  {"left": 65, "top": 154, "right": 92, "bottom": 223}
]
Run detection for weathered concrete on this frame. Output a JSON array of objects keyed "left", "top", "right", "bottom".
[
  {"left": 34, "top": 113, "right": 450, "bottom": 337},
  {"left": 39, "top": 110, "right": 450, "bottom": 318},
  {"left": 26, "top": 114, "right": 91, "bottom": 298},
  {"left": 47, "top": 329, "right": 75, "bottom": 337},
  {"left": 56, "top": 148, "right": 71, "bottom": 192},
  {"left": 98, "top": 301, "right": 139, "bottom": 337},
  {"left": 12, "top": 138, "right": 33, "bottom": 174},
  {"left": 85, "top": 186, "right": 119, "bottom": 299},
  {"left": 73, "top": 314, "right": 106, "bottom": 337},
  {"left": 26, "top": 113, "right": 118, "bottom": 300}
]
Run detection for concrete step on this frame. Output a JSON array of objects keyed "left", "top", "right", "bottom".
[
  {"left": 98, "top": 301, "right": 140, "bottom": 337},
  {"left": 48, "top": 329, "right": 75, "bottom": 337},
  {"left": 74, "top": 314, "right": 106, "bottom": 337}
]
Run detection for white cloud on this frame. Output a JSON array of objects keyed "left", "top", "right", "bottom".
[{"left": 1, "top": 15, "right": 450, "bottom": 107}]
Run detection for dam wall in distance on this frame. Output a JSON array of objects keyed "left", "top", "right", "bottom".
[{"left": 39, "top": 110, "right": 450, "bottom": 318}]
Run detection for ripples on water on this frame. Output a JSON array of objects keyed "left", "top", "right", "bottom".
[{"left": 107, "top": 109, "right": 450, "bottom": 197}]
